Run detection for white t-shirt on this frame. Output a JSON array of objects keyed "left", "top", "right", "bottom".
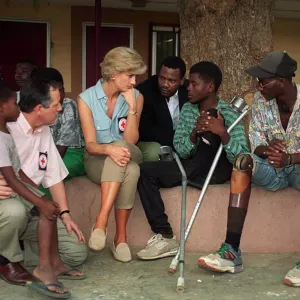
[{"left": 0, "top": 131, "right": 21, "bottom": 176}]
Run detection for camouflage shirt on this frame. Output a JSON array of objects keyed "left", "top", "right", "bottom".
[{"left": 50, "top": 98, "right": 84, "bottom": 148}]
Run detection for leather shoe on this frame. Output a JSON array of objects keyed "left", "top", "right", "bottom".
[{"left": 0, "top": 262, "right": 35, "bottom": 286}]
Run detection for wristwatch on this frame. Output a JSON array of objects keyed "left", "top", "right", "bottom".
[
  {"left": 128, "top": 111, "right": 137, "bottom": 115},
  {"left": 59, "top": 210, "right": 71, "bottom": 217}
]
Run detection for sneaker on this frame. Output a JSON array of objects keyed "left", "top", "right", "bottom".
[
  {"left": 198, "top": 243, "right": 243, "bottom": 273},
  {"left": 136, "top": 234, "right": 179, "bottom": 260},
  {"left": 283, "top": 261, "right": 300, "bottom": 287}
]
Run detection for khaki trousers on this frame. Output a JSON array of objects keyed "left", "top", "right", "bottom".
[
  {"left": 84, "top": 140, "right": 142, "bottom": 209},
  {"left": 137, "top": 141, "right": 161, "bottom": 162},
  {"left": 0, "top": 195, "right": 88, "bottom": 267}
]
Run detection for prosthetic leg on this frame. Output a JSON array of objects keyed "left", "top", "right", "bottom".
[
  {"left": 230, "top": 154, "right": 253, "bottom": 208},
  {"left": 225, "top": 154, "right": 253, "bottom": 255}
]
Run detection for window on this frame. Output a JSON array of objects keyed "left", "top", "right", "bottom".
[
  {"left": 0, "top": 19, "right": 50, "bottom": 89},
  {"left": 151, "top": 25, "right": 180, "bottom": 75}
]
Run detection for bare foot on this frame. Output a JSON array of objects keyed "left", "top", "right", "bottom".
[
  {"left": 54, "top": 263, "right": 84, "bottom": 278},
  {"left": 33, "top": 265, "right": 68, "bottom": 294}
]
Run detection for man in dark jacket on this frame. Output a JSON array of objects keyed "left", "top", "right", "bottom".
[{"left": 136, "top": 56, "right": 188, "bottom": 161}]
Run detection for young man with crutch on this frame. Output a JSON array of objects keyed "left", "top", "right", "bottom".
[
  {"left": 199, "top": 51, "right": 300, "bottom": 287},
  {"left": 137, "top": 61, "right": 249, "bottom": 260}
]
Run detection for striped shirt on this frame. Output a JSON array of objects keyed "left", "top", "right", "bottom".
[{"left": 173, "top": 98, "right": 249, "bottom": 163}]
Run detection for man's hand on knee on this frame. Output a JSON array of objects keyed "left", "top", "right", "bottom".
[{"left": 0, "top": 175, "right": 14, "bottom": 199}]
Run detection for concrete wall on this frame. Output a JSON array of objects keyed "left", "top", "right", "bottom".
[{"left": 66, "top": 177, "right": 300, "bottom": 253}]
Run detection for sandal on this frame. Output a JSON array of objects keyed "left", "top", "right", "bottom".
[
  {"left": 26, "top": 281, "right": 71, "bottom": 299},
  {"left": 57, "top": 268, "right": 86, "bottom": 280}
]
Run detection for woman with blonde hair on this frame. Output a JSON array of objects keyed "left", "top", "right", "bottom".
[{"left": 78, "top": 47, "right": 146, "bottom": 262}]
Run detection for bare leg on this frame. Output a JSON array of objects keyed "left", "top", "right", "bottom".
[
  {"left": 114, "top": 208, "right": 132, "bottom": 246},
  {"left": 50, "top": 220, "right": 84, "bottom": 277},
  {"left": 33, "top": 214, "right": 67, "bottom": 294},
  {"left": 94, "top": 182, "right": 121, "bottom": 231}
]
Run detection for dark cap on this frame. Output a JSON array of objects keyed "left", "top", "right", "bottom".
[{"left": 246, "top": 51, "right": 297, "bottom": 79}]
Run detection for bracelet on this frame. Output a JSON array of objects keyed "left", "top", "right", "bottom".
[
  {"left": 59, "top": 210, "right": 70, "bottom": 217},
  {"left": 128, "top": 111, "right": 137, "bottom": 115}
]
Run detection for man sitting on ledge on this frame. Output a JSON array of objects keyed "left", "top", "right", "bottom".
[
  {"left": 199, "top": 51, "right": 300, "bottom": 287},
  {"left": 137, "top": 61, "right": 249, "bottom": 260},
  {"left": 136, "top": 56, "right": 188, "bottom": 162}
]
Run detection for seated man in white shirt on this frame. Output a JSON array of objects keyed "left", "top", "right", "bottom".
[{"left": 0, "top": 80, "right": 88, "bottom": 285}]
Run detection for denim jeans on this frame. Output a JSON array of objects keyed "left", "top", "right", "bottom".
[{"left": 251, "top": 154, "right": 300, "bottom": 191}]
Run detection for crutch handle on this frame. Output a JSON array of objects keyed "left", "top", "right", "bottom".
[{"left": 168, "top": 257, "right": 179, "bottom": 273}]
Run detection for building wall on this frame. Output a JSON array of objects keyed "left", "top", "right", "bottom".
[
  {"left": 273, "top": 19, "right": 300, "bottom": 82},
  {"left": 71, "top": 6, "right": 179, "bottom": 99},
  {"left": 0, "top": 2, "right": 299, "bottom": 98},
  {"left": 0, "top": 2, "right": 72, "bottom": 92}
]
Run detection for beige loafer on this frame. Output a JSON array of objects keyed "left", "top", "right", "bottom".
[
  {"left": 111, "top": 242, "right": 132, "bottom": 262},
  {"left": 88, "top": 225, "right": 107, "bottom": 251}
]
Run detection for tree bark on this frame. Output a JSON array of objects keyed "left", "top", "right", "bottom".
[{"left": 178, "top": 0, "right": 276, "bottom": 103}]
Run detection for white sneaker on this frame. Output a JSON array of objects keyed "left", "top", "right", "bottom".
[
  {"left": 283, "top": 262, "right": 300, "bottom": 287},
  {"left": 136, "top": 234, "right": 179, "bottom": 260},
  {"left": 198, "top": 243, "right": 243, "bottom": 274}
]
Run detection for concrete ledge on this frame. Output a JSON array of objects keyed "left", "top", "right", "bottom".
[{"left": 65, "top": 176, "right": 300, "bottom": 253}]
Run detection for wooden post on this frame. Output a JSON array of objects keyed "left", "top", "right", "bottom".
[{"left": 95, "top": 0, "right": 102, "bottom": 82}]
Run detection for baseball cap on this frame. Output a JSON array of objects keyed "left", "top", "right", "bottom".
[{"left": 246, "top": 51, "right": 297, "bottom": 79}]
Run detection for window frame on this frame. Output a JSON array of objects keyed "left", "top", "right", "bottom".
[{"left": 150, "top": 24, "right": 180, "bottom": 75}]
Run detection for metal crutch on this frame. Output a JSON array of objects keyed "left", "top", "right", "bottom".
[
  {"left": 159, "top": 145, "right": 187, "bottom": 293},
  {"left": 168, "top": 97, "right": 250, "bottom": 288}
]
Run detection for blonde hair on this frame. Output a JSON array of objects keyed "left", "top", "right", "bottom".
[{"left": 100, "top": 47, "right": 147, "bottom": 81}]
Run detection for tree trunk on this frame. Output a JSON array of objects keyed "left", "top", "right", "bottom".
[{"left": 178, "top": 0, "right": 276, "bottom": 103}]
